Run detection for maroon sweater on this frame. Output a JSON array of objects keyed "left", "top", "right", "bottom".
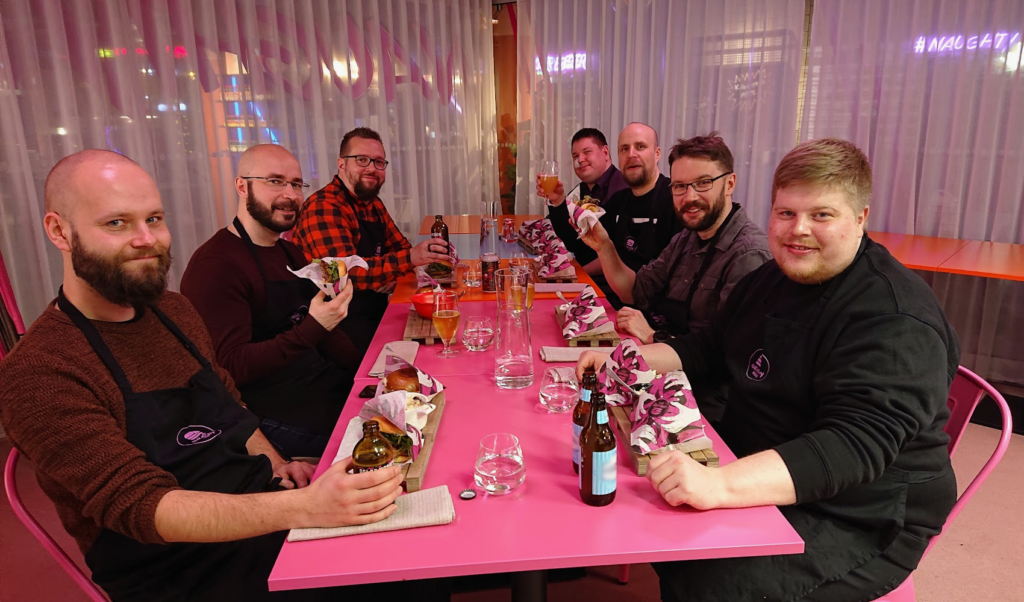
[
  {"left": 180, "top": 228, "right": 360, "bottom": 387},
  {"left": 0, "top": 293, "right": 242, "bottom": 553}
]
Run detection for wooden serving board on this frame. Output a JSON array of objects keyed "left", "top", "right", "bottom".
[
  {"left": 608, "top": 405, "right": 718, "bottom": 476},
  {"left": 402, "top": 392, "right": 445, "bottom": 492},
  {"left": 554, "top": 306, "right": 621, "bottom": 347},
  {"left": 404, "top": 310, "right": 440, "bottom": 345},
  {"left": 517, "top": 237, "right": 539, "bottom": 255}
]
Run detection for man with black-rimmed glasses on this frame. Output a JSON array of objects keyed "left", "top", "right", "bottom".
[
  {"left": 291, "top": 127, "right": 449, "bottom": 352},
  {"left": 182, "top": 144, "right": 358, "bottom": 458},
  {"left": 581, "top": 133, "right": 770, "bottom": 421}
]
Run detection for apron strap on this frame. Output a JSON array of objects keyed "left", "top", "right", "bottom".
[
  {"left": 232, "top": 217, "right": 272, "bottom": 283},
  {"left": 56, "top": 287, "right": 135, "bottom": 395},
  {"left": 148, "top": 306, "right": 213, "bottom": 371}
]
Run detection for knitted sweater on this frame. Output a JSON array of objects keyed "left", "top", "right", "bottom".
[{"left": 0, "top": 292, "right": 245, "bottom": 554}]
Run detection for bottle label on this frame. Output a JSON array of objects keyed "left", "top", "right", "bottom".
[
  {"left": 596, "top": 408, "right": 608, "bottom": 425},
  {"left": 589, "top": 449, "right": 617, "bottom": 495},
  {"left": 572, "top": 423, "right": 582, "bottom": 465},
  {"left": 579, "top": 389, "right": 591, "bottom": 402},
  {"left": 349, "top": 460, "right": 394, "bottom": 474}
]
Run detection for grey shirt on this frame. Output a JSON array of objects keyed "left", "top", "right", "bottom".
[{"left": 632, "top": 203, "right": 771, "bottom": 333}]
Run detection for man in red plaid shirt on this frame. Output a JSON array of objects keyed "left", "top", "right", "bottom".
[{"left": 292, "top": 127, "right": 449, "bottom": 349}]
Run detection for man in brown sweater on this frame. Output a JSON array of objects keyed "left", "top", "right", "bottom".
[
  {"left": 0, "top": 150, "right": 410, "bottom": 601},
  {"left": 181, "top": 144, "right": 357, "bottom": 458}
]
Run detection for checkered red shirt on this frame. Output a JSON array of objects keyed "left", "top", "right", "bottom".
[{"left": 292, "top": 175, "right": 413, "bottom": 290}]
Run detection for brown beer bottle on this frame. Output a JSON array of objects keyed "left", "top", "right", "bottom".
[
  {"left": 579, "top": 391, "right": 616, "bottom": 506},
  {"left": 350, "top": 421, "right": 395, "bottom": 474},
  {"left": 572, "top": 368, "right": 598, "bottom": 474},
  {"left": 430, "top": 215, "right": 450, "bottom": 244}
]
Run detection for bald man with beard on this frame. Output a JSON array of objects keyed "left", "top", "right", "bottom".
[
  {"left": 182, "top": 144, "right": 358, "bottom": 459},
  {"left": 0, "top": 150, "right": 445, "bottom": 601}
]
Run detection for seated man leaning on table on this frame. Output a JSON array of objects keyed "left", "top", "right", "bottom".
[
  {"left": 181, "top": 144, "right": 358, "bottom": 459},
  {"left": 291, "top": 127, "right": 450, "bottom": 351},
  {"left": 0, "top": 150, "right": 444, "bottom": 601},
  {"left": 581, "top": 132, "right": 771, "bottom": 422},
  {"left": 536, "top": 127, "right": 629, "bottom": 274},
  {"left": 578, "top": 139, "right": 960, "bottom": 601}
]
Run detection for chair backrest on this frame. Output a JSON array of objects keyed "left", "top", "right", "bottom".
[
  {"left": 4, "top": 448, "right": 109, "bottom": 601},
  {"left": 925, "top": 366, "right": 1014, "bottom": 556}
]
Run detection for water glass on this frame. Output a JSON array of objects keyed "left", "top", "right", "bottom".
[
  {"left": 461, "top": 316, "right": 494, "bottom": 351},
  {"left": 463, "top": 261, "right": 481, "bottom": 287},
  {"left": 538, "top": 367, "right": 579, "bottom": 413},
  {"left": 474, "top": 433, "right": 525, "bottom": 495},
  {"left": 432, "top": 289, "right": 460, "bottom": 358}
]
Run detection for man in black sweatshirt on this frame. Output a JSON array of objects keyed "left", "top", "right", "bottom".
[{"left": 578, "top": 138, "right": 959, "bottom": 601}]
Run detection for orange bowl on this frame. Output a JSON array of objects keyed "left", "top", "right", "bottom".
[{"left": 410, "top": 292, "right": 434, "bottom": 318}]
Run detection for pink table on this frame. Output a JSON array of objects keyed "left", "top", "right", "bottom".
[
  {"left": 271, "top": 315, "right": 805, "bottom": 594},
  {"left": 355, "top": 298, "right": 616, "bottom": 378}
]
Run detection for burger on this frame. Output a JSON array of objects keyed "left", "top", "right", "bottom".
[
  {"left": 313, "top": 258, "right": 346, "bottom": 283},
  {"left": 425, "top": 261, "right": 453, "bottom": 279},
  {"left": 368, "top": 415, "right": 413, "bottom": 462},
  {"left": 384, "top": 367, "right": 421, "bottom": 394},
  {"left": 579, "top": 201, "right": 601, "bottom": 213}
]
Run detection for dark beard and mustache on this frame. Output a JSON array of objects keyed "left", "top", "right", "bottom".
[
  {"left": 622, "top": 162, "right": 653, "bottom": 187},
  {"left": 353, "top": 175, "right": 384, "bottom": 200},
  {"left": 71, "top": 232, "right": 172, "bottom": 308},
  {"left": 246, "top": 183, "right": 299, "bottom": 233},
  {"left": 678, "top": 186, "right": 727, "bottom": 233}
]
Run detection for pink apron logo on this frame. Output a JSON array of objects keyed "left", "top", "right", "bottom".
[
  {"left": 746, "top": 349, "right": 770, "bottom": 381},
  {"left": 625, "top": 237, "right": 636, "bottom": 252},
  {"left": 176, "top": 425, "right": 222, "bottom": 446}
]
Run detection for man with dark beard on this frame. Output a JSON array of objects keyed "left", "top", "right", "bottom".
[
  {"left": 0, "top": 150, "right": 446, "bottom": 601},
  {"left": 181, "top": 144, "right": 357, "bottom": 458},
  {"left": 582, "top": 133, "right": 770, "bottom": 421},
  {"left": 291, "top": 127, "right": 450, "bottom": 350}
]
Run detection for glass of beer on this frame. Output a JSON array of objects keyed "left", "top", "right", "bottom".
[
  {"left": 432, "top": 289, "right": 461, "bottom": 358},
  {"left": 539, "top": 160, "right": 559, "bottom": 202}
]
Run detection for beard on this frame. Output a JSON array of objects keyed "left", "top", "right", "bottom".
[
  {"left": 246, "top": 184, "right": 299, "bottom": 233},
  {"left": 622, "top": 163, "right": 653, "bottom": 187},
  {"left": 71, "top": 233, "right": 172, "bottom": 308},
  {"left": 353, "top": 176, "right": 384, "bottom": 200},
  {"left": 678, "top": 187, "right": 727, "bottom": 233}
]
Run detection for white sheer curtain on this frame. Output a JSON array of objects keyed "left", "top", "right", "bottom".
[
  {"left": 515, "top": 0, "right": 806, "bottom": 222},
  {"left": 803, "top": 0, "right": 1024, "bottom": 386},
  {"left": 0, "top": 0, "right": 497, "bottom": 322}
]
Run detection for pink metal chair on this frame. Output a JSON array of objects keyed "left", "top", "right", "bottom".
[
  {"left": 4, "top": 448, "right": 109, "bottom": 601},
  {"left": 874, "top": 366, "right": 1013, "bottom": 601}
]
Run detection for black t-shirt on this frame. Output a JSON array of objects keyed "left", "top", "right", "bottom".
[{"left": 608, "top": 174, "right": 681, "bottom": 272}]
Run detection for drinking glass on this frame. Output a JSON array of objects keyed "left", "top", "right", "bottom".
[
  {"left": 463, "top": 261, "right": 481, "bottom": 287},
  {"left": 494, "top": 269, "right": 533, "bottom": 388},
  {"left": 538, "top": 160, "right": 559, "bottom": 203},
  {"left": 461, "top": 316, "right": 494, "bottom": 351},
  {"left": 509, "top": 252, "right": 531, "bottom": 272},
  {"left": 474, "top": 433, "right": 525, "bottom": 495},
  {"left": 538, "top": 367, "right": 579, "bottom": 413},
  {"left": 432, "top": 289, "right": 460, "bottom": 358}
]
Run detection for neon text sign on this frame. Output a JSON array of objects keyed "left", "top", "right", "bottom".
[{"left": 914, "top": 32, "right": 1021, "bottom": 54}]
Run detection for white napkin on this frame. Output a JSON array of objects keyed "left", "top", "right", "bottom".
[
  {"left": 539, "top": 346, "right": 588, "bottom": 363},
  {"left": 368, "top": 341, "right": 420, "bottom": 377},
  {"left": 287, "top": 485, "right": 455, "bottom": 542},
  {"left": 534, "top": 283, "right": 588, "bottom": 293},
  {"left": 287, "top": 256, "right": 369, "bottom": 298}
]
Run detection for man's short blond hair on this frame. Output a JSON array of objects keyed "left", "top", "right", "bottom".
[{"left": 772, "top": 138, "right": 872, "bottom": 212}]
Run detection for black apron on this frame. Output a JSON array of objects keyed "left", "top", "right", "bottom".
[
  {"left": 59, "top": 289, "right": 280, "bottom": 601},
  {"left": 615, "top": 214, "right": 664, "bottom": 272},
  {"left": 338, "top": 187, "right": 389, "bottom": 351},
  {"left": 232, "top": 218, "right": 352, "bottom": 440}
]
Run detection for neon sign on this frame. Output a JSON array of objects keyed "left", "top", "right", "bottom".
[
  {"left": 534, "top": 53, "right": 587, "bottom": 74},
  {"left": 914, "top": 32, "right": 1021, "bottom": 54}
]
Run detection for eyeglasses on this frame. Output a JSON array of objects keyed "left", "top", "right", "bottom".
[
  {"left": 669, "top": 172, "right": 732, "bottom": 195},
  {"left": 341, "top": 155, "right": 389, "bottom": 170},
  {"left": 241, "top": 176, "right": 310, "bottom": 191}
]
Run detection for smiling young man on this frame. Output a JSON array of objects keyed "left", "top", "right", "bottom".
[
  {"left": 536, "top": 128, "right": 629, "bottom": 271},
  {"left": 182, "top": 144, "right": 358, "bottom": 458},
  {"left": 577, "top": 139, "right": 960, "bottom": 601},
  {"left": 0, "top": 150, "right": 424, "bottom": 601},
  {"left": 291, "top": 127, "right": 450, "bottom": 350}
]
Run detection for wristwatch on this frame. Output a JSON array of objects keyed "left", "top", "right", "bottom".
[{"left": 652, "top": 330, "right": 676, "bottom": 344}]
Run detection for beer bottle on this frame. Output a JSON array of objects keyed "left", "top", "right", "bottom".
[
  {"left": 572, "top": 368, "right": 598, "bottom": 474},
  {"left": 579, "top": 391, "right": 616, "bottom": 506},
  {"left": 430, "top": 215, "right": 450, "bottom": 244},
  {"left": 350, "top": 421, "right": 395, "bottom": 474}
]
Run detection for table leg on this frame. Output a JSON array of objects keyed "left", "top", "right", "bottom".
[{"left": 511, "top": 569, "right": 548, "bottom": 602}]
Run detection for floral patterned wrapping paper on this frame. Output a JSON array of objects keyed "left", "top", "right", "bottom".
[
  {"left": 567, "top": 196, "right": 605, "bottom": 237},
  {"left": 537, "top": 235, "right": 576, "bottom": 278},
  {"left": 517, "top": 218, "right": 553, "bottom": 245},
  {"left": 629, "top": 371, "right": 706, "bottom": 455},
  {"left": 287, "top": 256, "right": 369, "bottom": 298},
  {"left": 559, "top": 285, "right": 614, "bottom": 339},
  {"left": 598, "top": 339, "right": 657, "bottom": 406}
]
